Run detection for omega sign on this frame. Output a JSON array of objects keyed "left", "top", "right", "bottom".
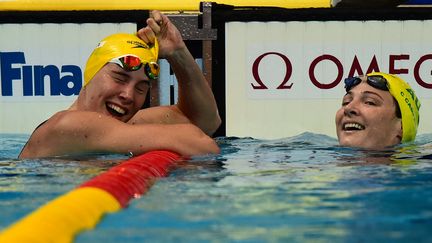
[{"left": 251, "top": 52, "right": 432, "bottom": 92}]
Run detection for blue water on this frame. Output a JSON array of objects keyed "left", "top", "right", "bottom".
[{"left": 1, "top": 133, "right": 432, "bottom": 242}]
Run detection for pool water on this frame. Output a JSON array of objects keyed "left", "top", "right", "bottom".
[{"left": 1, "top": 133, "right": 432, "bottom": 242}]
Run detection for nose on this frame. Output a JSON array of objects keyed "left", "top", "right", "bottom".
[
  {"left": 118, "top": 85, "right": 134, "bottom": 103},
  {"left": 344, "top": 100, "right": 359, "bottom": 117}
]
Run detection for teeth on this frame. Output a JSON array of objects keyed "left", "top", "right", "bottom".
[
  {"left": 344, "top": 123, "right": 365, "bottom": 130},
  {"left": 107, "top": 103, "right": 125, "bottom": 115}
]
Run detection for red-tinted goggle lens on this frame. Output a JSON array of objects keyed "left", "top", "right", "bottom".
[
  {"left": 111, "top": 55, "right": 160, "bottom": 80},
  {"left": 121, "top": 55, "right": 142, "bottom": 71}
]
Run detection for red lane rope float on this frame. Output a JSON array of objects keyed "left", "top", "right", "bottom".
[{"left": 0, "top": 150, "right": 181, "bottom": 243}]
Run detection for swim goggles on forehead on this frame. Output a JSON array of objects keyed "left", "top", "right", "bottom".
[
  {"left": 344, "top": 75, "right": 389, "bottom": 92},
  {"left": 109, "top": 55, "right": 159, "bottom": 80}
]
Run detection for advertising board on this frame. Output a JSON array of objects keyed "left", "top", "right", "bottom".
[
  {"left": 0, "top": 23, "right": 136, "bottom": 133},
  {"left": 226, "top": 20, "right": 432, "bottom": 139}
]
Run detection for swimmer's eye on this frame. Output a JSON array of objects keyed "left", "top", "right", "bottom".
[
  {"left": 341, "top": 98, "right": 351, "bottom": 106},
  {"left": 135, "top": 81, "right": 151, "bottom": 94},
  {"left": 113, "top": 77, "right": 127, "bottom": 84}
]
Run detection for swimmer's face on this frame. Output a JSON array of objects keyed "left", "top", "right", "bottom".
[
  {"left": 335, "top": 79, "right": 402, "bottom": 149},
  {"left": 81, "top": 63, "right": 152, "bottom": 122}
]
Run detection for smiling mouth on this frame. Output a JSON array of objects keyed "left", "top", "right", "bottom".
[
  {"left": 343, "top": 122, "right": 365, "bottom": 131},
  {"left": 106, "top": 103, "right": 126, "bottom": 117}
]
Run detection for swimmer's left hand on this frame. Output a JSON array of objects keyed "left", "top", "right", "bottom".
[{"left": 137, "top": 10, "right": 186, "bottom": 59}]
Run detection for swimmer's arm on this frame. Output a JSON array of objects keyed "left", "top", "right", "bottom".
[
  {"left": 128, "top": 47, "right": 221, "bottom": 135},
  {"left": 137, "top": 10, "right": 221, "bottom": 136},
  {"left": 167, "top": 46, "right": 221, "bottom": 136},
  {"left": 20, "top": 111, "right": 219, "bottom": 158}
]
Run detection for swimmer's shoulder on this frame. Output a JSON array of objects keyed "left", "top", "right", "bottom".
[
  {"left": 19, "top": 110, "right": 116, "bottom": 158},
  {"left": 27, "top": 110, "right": 100, "bottom": 140},
  {"left": 19, "top": 110, "right": 70, "bottom": 158},
  {"left": 46, "top": 110, "right": 112, "bottom": 129}
]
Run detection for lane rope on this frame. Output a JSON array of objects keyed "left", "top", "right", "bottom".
[{"left": 0, "top": 150, "right": 181, "bottom": 243}]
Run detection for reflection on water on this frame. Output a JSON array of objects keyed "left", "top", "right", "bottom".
[{"left": 1, "top": 132, "right": 432, "bottom": 242}]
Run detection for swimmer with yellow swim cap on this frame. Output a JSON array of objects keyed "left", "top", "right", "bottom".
[
  {"left": 77, "top": 33, "right": 161, "bottom": 123},
  {"left": 19, "top": 10, "right": 221, "bottom": 159},
  {"left": 336, "top": 72, "right": 420, "bottom": 149}
]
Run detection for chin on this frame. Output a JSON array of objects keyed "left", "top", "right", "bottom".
[
  {"left": 338, "top": 137, "right": 367, "bottom": 149},
  {"left": 340, "top": 139, "right": 394, "bottom": 150}
]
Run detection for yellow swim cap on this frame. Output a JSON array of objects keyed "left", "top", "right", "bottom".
[
  {"left": 368, "top": 72, "right": 421, "bottom": 143},
  {"left": 84, "top": 33, "right": 159, "bottom": 86}
]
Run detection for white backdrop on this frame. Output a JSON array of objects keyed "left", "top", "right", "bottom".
[{"left": 226, "top": 20, "right": 432, "bottom": 139}]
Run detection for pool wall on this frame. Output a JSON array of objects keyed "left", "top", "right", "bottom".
[{"left": 1, "top": 1, "right": 431, "bottom": 140}]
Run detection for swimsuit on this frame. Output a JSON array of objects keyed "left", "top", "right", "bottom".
[{"left": 18, "top": 120, "right": 47, "bottom": 158}]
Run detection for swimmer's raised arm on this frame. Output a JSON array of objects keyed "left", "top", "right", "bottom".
[{"left": 134, "top": 10, "right": 221, "bottom": 136}]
